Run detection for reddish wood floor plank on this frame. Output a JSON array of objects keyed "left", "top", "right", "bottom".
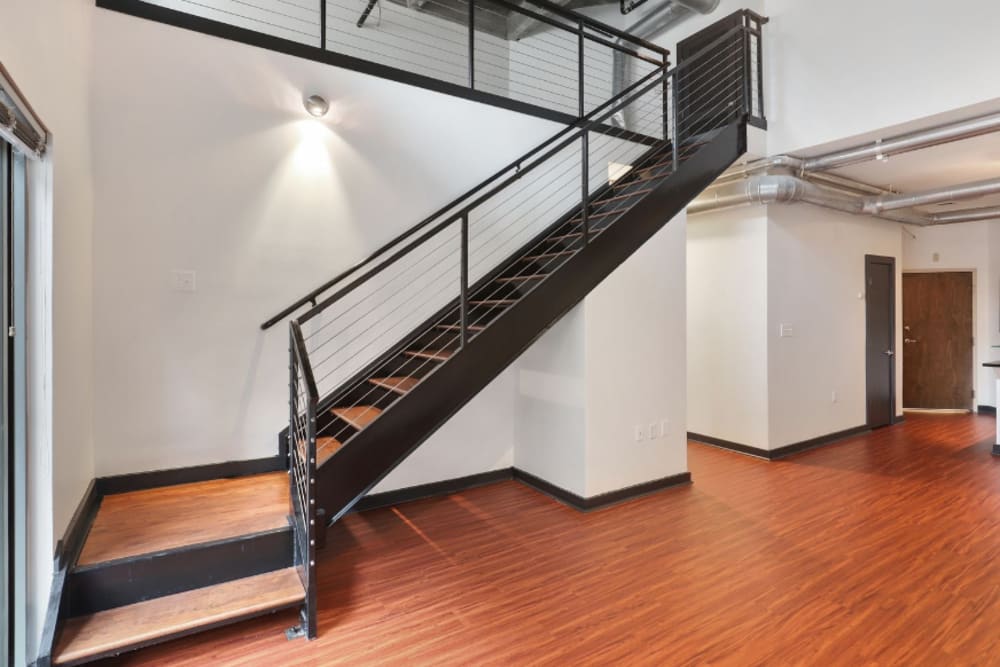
[
  {"left": 55, "top": 568, "right": 304, "bottom": 665},
  {"left": 79, "top": 473, "right": 288, "bottom": 565},
  {"left": 95, "top": 414, "right": 1000, "bottom": 665}
]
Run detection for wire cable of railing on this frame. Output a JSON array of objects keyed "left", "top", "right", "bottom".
[
  {"left": 302, "top": 54, "right": 739, "bottom": 370},
  {"left": 305, "top": 72, "right": 747, "bottom": 434}
]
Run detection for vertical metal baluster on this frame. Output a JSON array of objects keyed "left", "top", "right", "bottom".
[
  {"left": 581, "top": 132, "right": 589, "bottom": 247},
  {"left": 460, "top": 215, "right": 469, "bottom": 348},
  {"left": 468, "top": 0, "right": 476, "bottom": 89},
  {"left": 661, "top": 53, "right": 669, "bottom": 142},
  {"left": 741, "top": 20, "right": 751, "bottom": 119},
  {"left": 578, "top": 22, "right": 589, "bottom": 247},
  {"left": 577, "top": 21, "right": 585, "bottom": 117},
  {"left": 320, "top": 0, "right": 327, "bottom": 50},
  {"left": 671, "top": 71, "right": 679, "bottom": 171},
  {"left": 755, "top": 24, "right": 765, "bottom": 121}
]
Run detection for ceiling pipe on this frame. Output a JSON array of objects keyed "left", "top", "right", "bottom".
[
  {"left": 610, "top": 0, "right": 719, "bottom": 127},
  {"left": 690, "top": 174, "right": 1000, "bottom": 226},
  {"left": 801, "top": 110, "right": 1000, "bottom": 172},
  {"left": 864, "top": 176, "right": 1000, "bottom": 213}
]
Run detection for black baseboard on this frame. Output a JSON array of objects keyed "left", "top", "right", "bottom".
[
  {"left": 352, "top": 468, "right": 514, "bottom": 512},
  {"left": 352, "top": 467, "right": 692, "bottom": 514},
  {"left": 97, "top": 454, "right": 286, "bottom": 495},
  {"left": 687, "top": 432, "right": 770, "bottom": 459},
  {"left": 894, "top": 413, "right": 906, "bottom": 424},
  {"left": 33, "top": 478, "right": 102, "bottom": 667},
  {"left": 979, "top": 405, "right": 997, "bottom": 415},
  {"left": 689, "top": 424, "right": 871, "bottom": 461},
  {"left": 993, "top": 444, "right": 1000, "bottom": 457},
  {"left": 512, "top": 469, "right": 692, "bottom": 511}
]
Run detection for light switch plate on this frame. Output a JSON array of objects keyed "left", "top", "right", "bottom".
[{"left": 170, "top": 270, "right": 197, "bottom": 293}]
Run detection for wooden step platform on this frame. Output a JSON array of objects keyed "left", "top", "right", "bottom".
[
  {"left": 495, "top": 274, "right": 548, "bottom": 284},
  {"left": 369, "top": 376, "right": 419, "bottom": 395},
  {"left": 78, "top": 473, "right": 289, "bottom": 566},
  {"left": 405, "top": 349, "right": 453, "bottom": 362},
  {"left": 317, "top": 436, "right": 342, "bottom": 466},
  {"left": 331, "top": 405, "right": 383, "bottom": 430},
  {"left": 53, "top": 568, "right": 304, "bottom": 665}
]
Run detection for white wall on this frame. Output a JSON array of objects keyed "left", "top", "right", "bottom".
[
  {"left": 767, "top": 205, "right": 903, "bottom": 448},
  {"left": 902, "top": 222, "right": 996, "bottom": 407},
  {"left": 765, "top": 0, "right": 1000, "bottom": 155},
  {"left": 514, "top": 308, "right": 588, "bottom": 496},
  {"left": 90, "top": 9, "right": 559, "bottom": 486},
  {"left": 584, "top": 214, "right": 688, "bottom": 495},
  {"left": 0, "top": 0, "right": 97, "bottom": 661},
  {"left": 514, "top": 213, "right": 690, "bottom": 497},
  {"left": 687, "top": 206, "right": 769, "bottom": 448}
]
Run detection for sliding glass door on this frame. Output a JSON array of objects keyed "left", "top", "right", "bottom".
[{"left": 2, "top": 138, "right": 23, "bottom": 667}]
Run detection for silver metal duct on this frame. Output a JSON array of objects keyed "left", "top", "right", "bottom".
[
  {"left": 864, "top": 176, "right": 1000, "bottom": 214},
  {"left": 611, "top": 0, "right": 719, "bottom": 127},
  {"left": 690, "top": 174, "right": 1000, "bottom": 226},
  {"left": 801, "top": 110, "right": 1000, "bottom": 172}
]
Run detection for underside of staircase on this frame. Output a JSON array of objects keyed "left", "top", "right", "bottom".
[{"left": 43, "top": 4, "right": 767, "bottom": 664}]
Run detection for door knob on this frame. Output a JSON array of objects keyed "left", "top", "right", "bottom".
[
  {"left": 885, "top": 350, "right": 894, "bottom": 356},
  {"left": 904, "top": 338, "right": 919, "bottom": 343}
]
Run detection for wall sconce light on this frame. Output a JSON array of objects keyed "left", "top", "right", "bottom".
[{"left": 304, "top": 94, "right": 330, "bottom": 118}]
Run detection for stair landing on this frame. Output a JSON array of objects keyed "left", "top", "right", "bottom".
[
  {"left": 54, "top": 568, "right": 304, "bottom": 665},
  {"left": 78, "top": 472, "right": 289, "bottom": 565}
]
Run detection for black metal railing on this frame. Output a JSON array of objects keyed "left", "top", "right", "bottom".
[
  {"left": 288, "top": 322, "right": 318, "bottom": 640},
  {"left": 278, "top": 15, "right": 765, "bottom": 458},
  {"left": 104, "top": 0, "right": 669, "bottom": 121}
]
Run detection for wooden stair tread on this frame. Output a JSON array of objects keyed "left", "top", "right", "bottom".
[
  {"left": 495, "top": 274, "right": 548, "bottom": 283},
  {"left": 592, "top": 187, "right": 655, "bottom": 205},
  {"left": 316, "top": 436, "right": 343, "bottom": 466},
  {"left": 53, "top": 568, "right": 304, "bottom": 665},
  {"left": 369, "top": 376, "right": 420, "bottom": 395},
  {"left": 405, "top": 349, "right": 454, "bottom": 362},
  {"left": 331, "top": 406, "right": 383, "bottom": 430},
  {"left": 434, "top": 323, "right": 485, "bottom": 332},
  {"left": 470, "top": 299, "right": 517, "bottom": 306},
  {"left": 521, "top": 250, "right": 575, "bottom": 262},
  {"left": 77, "top": 473, "right": 289, "bottom": 566}
]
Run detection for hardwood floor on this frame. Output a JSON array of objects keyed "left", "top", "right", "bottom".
[
  {"left": 94, "top": 414, "right": 1000, "bottom": 665},
  {"left": 79, "top": 472, "right": 288, "bottom": 565}
]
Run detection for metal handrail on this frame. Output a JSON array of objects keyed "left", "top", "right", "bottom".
[
  {"left": 263, "top": 21, "right": 758, "bottom": 330},
  {"left": 260, "top": 64, "right": 667, "bottom": 329}
]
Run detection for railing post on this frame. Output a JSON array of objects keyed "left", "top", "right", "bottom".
[
  {"left": 460, "top": 214, "right": 469, "bottom": 347},
  {"left": 581, "top": 131, "right": 589, "bottom": 246},
  {"left": 755, "top": 22, "right": 765, "bottom": 121},
  {"left": 468, "top": 0, "right": 476, "bottom": 89},
  {"left": 741, "top": 18, "right": 752, "bottom": 119},
  {"left": 320, "top": 0, "right": 326, "bottom": 50},
  {"left": 661, "top": 53, "right": 669, "bottom": 142},
  {"left": 577, "top": 20, "right": 585, "bottom": 117},
  {"left": 671, "top": 71, "right": 679, "bottom": 170}
]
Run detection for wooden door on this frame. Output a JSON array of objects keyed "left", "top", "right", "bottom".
[
  {"left": 866, "top": 256, "right": 896, "bottom": 428},
  {"left": 902, "top": 272, "right": 974, "bottom": 409}
]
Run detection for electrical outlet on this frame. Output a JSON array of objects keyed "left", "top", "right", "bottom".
[
  {"left": 648, "top": 423, "right": 658, "bottom": 440},
  {"left": 779, "top": 323, "right": 793, "bottom": 338},
  {"left": 831, "top": 391, "right": 838, "bottom": 403},
  {"left": 170, "top": 270, "right": 197, "bottom": 293},
  {"left": 660, "top": 419, "right": 669, "bottom": 437},
  {"left": 634, "top": 425, "right": 644, "bottom": 442}
]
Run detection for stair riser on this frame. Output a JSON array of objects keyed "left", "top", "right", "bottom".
[
  {"left": 316, "top": 121, "right": 747, "bottom": 524},
  {"left": 65, "top": 528, "right": 294, "bottom": 617}
]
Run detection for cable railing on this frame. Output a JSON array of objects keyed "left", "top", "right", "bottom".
[
  {"left": 105, "top": 0, "right": 668, "bottom": 121},
  {"left": 283, "top": 13, "right": 765, "bottom": 629},
  {"left": 286, "top": 16, "right": 764, "bottom": 442},
  {"left": 288, "top": 322, "right": 318, "bottom": 640}
]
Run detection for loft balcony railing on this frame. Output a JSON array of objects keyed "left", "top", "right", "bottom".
[{"left": 98, "top": 0, "right": 671, "bottom": 122}]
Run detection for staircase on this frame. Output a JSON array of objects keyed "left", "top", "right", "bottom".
[
  {"left": 283, "top": 8, "right": 768, "bottom": 640},
  {"left": 48, "top": 4, "right": 767, "bottom": 663}
]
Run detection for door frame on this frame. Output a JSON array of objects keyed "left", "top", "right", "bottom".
[
  {"left": 865, "top": 255, "right": 897, "bottom": 428},
  {"left": 901, "top": 268, "right": 977, "bottom": 411}
]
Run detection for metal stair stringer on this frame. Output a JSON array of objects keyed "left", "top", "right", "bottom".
[{"left": 315, "top": 118, "right": 748, "bottom": 525}]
